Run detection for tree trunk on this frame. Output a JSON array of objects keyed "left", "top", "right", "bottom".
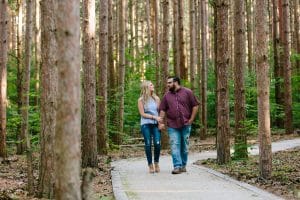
[
  {"left": 246, "top": 0, "right": 253, "bottom": 72},
  {"left": 275, "top": 0, "right": 285, "bottom": 128},
  {"left": 233, "top": 0, "right": 247, "bottom": 159},
  {"left": 22, "top": 0, "right": 34, "bottom": 193},
  {"left": 34, "top": 0, "right": 41, "bottom": 106},
  {"left": 16, "top": 0, "right": 24, "bottom": 154},
  {"left": 108, "top": 0, "right": 115, "bottom": 97},
  {"left": 281, "top": 0, "right": 293, "bottom": 134},
  {"left": 189, "top": 0, "right": 196, "bottom": 90},
  {"left": 55, "top": 0, "right": 81, "bottom": 198},
  {"left": 151, "top": 0, "right": 160, "bottom": 94},
  {"left": 38, "top": 0, "right": 57, "bottom": 198},
  {"left": 116, "top": 0, "right": 126, "bottom": 144},
  {"left": 200, "top": 0, "right": 208, "bottom": 140},
  {"left": 173, "top": 0, "right": 180, "bottom": 77},
  {"left": 178, "top": 0, "right": 187, "bottom": 79},
  {"left": 161, "top": 0, "right": 170, "bottom": 149},
  {"left": 98, "top": 0, "right": 109, "bottom": 155},
  {"left": 255, "top": 0, "right": 272, "bottom": 179},
  {"left": 216, "top": 0, "right": 230, "bottom": 165},
  {"left": 272, "top": 0, "right": 280, "bottom": 128},
  {"left": 82, "top": 0, "right": 97, "bottom": 167},
  {"left": 0, "top": 0, "right": 9, "bottom": 159}
]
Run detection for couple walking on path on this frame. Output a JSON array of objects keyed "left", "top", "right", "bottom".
[{"left": 138, "top": 76, "right": 199, "bottom": 174}]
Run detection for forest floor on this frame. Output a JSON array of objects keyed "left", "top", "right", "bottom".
[{"left": 0, "top": 132, "right": 299, "bottom": 200}]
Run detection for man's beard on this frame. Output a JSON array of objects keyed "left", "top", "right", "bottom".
[{"left": 169, "top": 85, "right": 175, "bottom": 92}]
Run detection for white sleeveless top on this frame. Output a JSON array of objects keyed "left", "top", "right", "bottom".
[{"left": 140, "top": 98, "right": 158, "bottom": 125}]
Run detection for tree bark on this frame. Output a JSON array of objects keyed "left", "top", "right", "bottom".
[
  {"left": 151, "top": 0, "right": 161, "bottom": 94},
  {"left": 255, "top": 0, "right": 272, "bottom": 179},
  {"left": 173, "top": 0, "right": 180, "bottom": 77},
  {"left": 216, "top": 0, "right": 230, "bottom": 165},
  {"left": 189, "top": 0, "right": 196, "bottom": 90},
  {"left": 281, "top": 0, "right": 293, "bottom": 134},
  {"left": 178, "top": 0, "right": 187, "bottom": 79},
  {"left": 55, "top": 0, "right": 81, "bottom": 198},
  {"left": 246, "top": 0, "right": 253, "bottom": 72},
  {"left": 161, "top": 0, "right": 170, "bottom": 149},
  {"left": 116, "top": 0, "right": 126, "bottom": 144},
  {"left": 38, "top": 0, "right": 57, "bottom": 197},
  {"left": 275, "top": 0, "right": 285, "bottom": 128},
  {"left": 82, "top": 0, "right": 97, "bottom": 167},
  {"left": 98, "top": 0, "right": 109, "bottom": 155},
  {"left": 21, "top": 0, "right": 34, "bottom": 193},
  {"left": 16, "top": 0, "right": 24, "bottom": 154},
  {"left": 0, "top": 0, "right": 9, "bottom": 159},
  {"left": 34, "top": 0, "right": 41, "bottom": 106},
  {"left": 200, "top": 0, "right": 208, "bottom": 140},
  {"left": 233, "top": 0, "right": 247, "bottom": 159}
]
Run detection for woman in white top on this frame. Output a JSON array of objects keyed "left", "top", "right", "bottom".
[{"left": 138, "top": 80, "right": 162, "bottom": 173}]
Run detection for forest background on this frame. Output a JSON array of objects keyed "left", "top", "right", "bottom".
[{"left": 0, "top": 0, "right": 300, "bottom": 199}]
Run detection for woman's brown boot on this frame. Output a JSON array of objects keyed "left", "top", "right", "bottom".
[
  {"left": 149, "top": 164, "right": 154, "bottom": 173},
  {"left": 154, "top": 163, "right": 160, "bottom": 173}
]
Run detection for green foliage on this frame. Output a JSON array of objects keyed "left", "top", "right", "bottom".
[{"left": 6, "top": 51, "right": 41, "bottom": 149}]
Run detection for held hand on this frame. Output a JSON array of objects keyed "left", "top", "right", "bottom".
[
  {"left": 158, "top": 123, "right": 165, "bottom": 130},
  {"left": 187, "top": 119, "right": 193, "bottom": 125},
  {"left": 157, "top": 117, "right": 164, "bottom": 123}
]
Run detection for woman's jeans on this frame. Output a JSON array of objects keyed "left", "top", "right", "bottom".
[
  {"left": 168, "top": 125, "right": 191, "bottom": 169},
  {"left": 141, "top": 124, "right": 161, "bottom": 165}
]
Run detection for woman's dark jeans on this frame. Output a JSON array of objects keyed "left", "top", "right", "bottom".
[{"left": 141, "top": 124, "right": 161, "bottom": 165}]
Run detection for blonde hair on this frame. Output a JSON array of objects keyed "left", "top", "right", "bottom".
[{"left": 140, "top": 80, "right": 158, "bottom": 105}]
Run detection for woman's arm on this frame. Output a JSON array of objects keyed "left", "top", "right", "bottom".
[{"left": 138, "top": 98, "right": 159, "bottom": 120}]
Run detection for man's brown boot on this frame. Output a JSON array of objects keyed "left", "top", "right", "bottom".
[
  {"left": 149, "top": 164, "right": 154, "bottom": 173},
  {"left": 154, "top": 163, "right": 160, "bottom": 173}
]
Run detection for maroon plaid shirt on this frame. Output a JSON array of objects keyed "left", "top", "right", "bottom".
[{"left": 159, "top": 87, "right": 199, "bottom": 128}]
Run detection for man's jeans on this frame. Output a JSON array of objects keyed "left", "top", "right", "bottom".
[
  {"left": 168, "top": 125, "right": 191, "bottom": 169},
  {"left": 141, "top": 124, "right": 161, "bottom": 165}
]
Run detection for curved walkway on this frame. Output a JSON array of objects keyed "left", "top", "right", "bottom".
[{"left": 111, "top": 138, "right": 300, "bottom": 200}]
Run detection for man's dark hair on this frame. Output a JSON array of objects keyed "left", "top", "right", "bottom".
[{"left": 168, "top": 76, "right": 181, "bottom": 85}]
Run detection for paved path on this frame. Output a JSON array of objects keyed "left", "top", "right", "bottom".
[{"left": 111, "top": 138, "right": 300, "bottom": 200}]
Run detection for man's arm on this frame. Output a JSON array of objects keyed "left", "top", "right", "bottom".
[
  {"left": 159, "top": 110, "right": 166, "bottom": 122},
  {"left": 188, "top": 105, "right": 199, "bottom": 124}
]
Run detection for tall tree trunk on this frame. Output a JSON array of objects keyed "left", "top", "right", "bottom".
[
  {"left": 55, "top": 0, "right": 81, "bottom": 198},
  {"left": 178, "top": 0, "right": 187, "bottom": 79},
  {"left": 281, "top": 0, "right": 293, "bottom": 134},
  {"left": 134, "top": 1, "right": 139, "bottom": 69},
  {"left": 34, "top": 0, "right": 40, "bottom": 106},
  {"left": 0, "top": 0, "right": 9, "bottom": 160},
  {"left": 233, "top": 0, "right": 247, "bottom": 159},
  {"left": 10, "top": 11, "right": 16, "bottom": 53},
  {"left": 161, "top": 0, "right": 170, "bottom": 149},
  {"left": 22, "top": 0, "right": 34, "bottom": 193},
  {"left": 255, "top": 0, "right": 272, "bottom": 179},
  {"left": 116, "top": 0, "right": 126, "bottom": 144},
  {"left": 145, "top": 0, "right": 151, "bottom": 50},
  {"left": 16, "top": 0, "right": 24, "bottom": 154},
  {"left": 38, "top": 0, "right": 57, "bottom": 197},
  {"left": 173, "top": 0, "right": 180, "bottom": 77},
  {"left": 82, "top": 0, "right": 97, "bottom": 167},
  {"left": 200, "top": 0, "right": 208, "bottom": 140},
  {"left": 108, "top": 0, "right": 114, "bottom": 97},
  {"left": 151, "top": 0, "right": 160, "bottom": 94},
  {"left": 246, "top": 0, "right": 253, "bottom": 72},
  {"left": 128, "top": 0, "right": 134, "bottom": 68},
  {"left": 275, "top": 0, "right": 285, "bottom": 128},
  {"left": 98, "top": 0, "right": 109, "bottom": 155},
  {"left": 189, "top": 0, "right": 196, "bottom": 90},
  {"left": 216, "top": 0, "right": 230, "bottom": 165}
]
